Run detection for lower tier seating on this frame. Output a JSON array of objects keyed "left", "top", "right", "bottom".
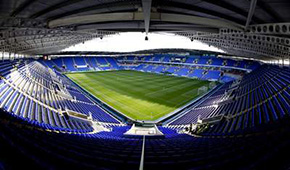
[
  {"left": 0, "top": 61, "right": 120, "bottom": 132},
  {"left": 0, "top": 109, "right": 290, "bottom": 169}
]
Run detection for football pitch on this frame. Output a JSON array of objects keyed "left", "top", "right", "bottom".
[{"left": 66, "top": 70, "right": 211, "bottom": 121}]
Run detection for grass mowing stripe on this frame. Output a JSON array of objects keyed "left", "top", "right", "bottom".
[
  {"left": 66, "top": 70, "right": 211, "bottom": 121},
  {"left": 69, "top": 75, "right": 160, "bottom": 119}
]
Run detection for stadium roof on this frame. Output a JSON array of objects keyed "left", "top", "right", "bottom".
[
  {"left": 0, "top": 0, "right": 290, "bottom": 60},
  {"left": 47, "top": 48, "right": 227, "bottom": 56}
]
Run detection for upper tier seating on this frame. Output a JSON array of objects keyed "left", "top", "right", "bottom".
[
  {"left": 43, "top": 57, "right": 120, "bottom": 72},
  {"left": 52, "top": 58, "right": 64, "bottom": 68},
  {"left": 211, "top": 58, "right": 223, "bottom": 65},
  {"left": 106, "top": 57, "right": 119, "bottom": 68},
  {"left": 185, "top": 57, "right": 195, "bottom": 63},
  {"left": 162, "top": 56, "right": 171, "bottom": 62},
  {"left": 42, "top": 56, "right": 261, "bottom": 84},
  {"left": 96, "top": 57, "right": 108, "bottom": 65},
  {"left": 63, "top": 58, "right": 77, "bottom": 71},
  {"left": 202, "top": 70, "right": 221, "bottom": 80},
  {"left": 152, "top": 55, "right": 162, "bottom": 61},
  {"left": 197, "top": 57, "right": 208, "bottom": 64},
  {"left": 87, "top": 57, "right": 98, "bottom": 68},
  {"left": 74, "top": 57, "right": 87, "bottom": 65},
  {"left": 126, "top": 56, "right": 135, "bottom": 60},
  {"left": 118, "top": 55, "right": 260, "bottom": 70},
  {"left": 143, "top": 56, "right": 152, "bottom": 61}
]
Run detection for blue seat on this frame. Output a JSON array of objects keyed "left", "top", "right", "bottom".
[
  {"left": 20, "top": 97, "right": 29, "bottom": 117},
  {"left": 277, "top": 93, "right": 290, "bottom": 116},
  {"left": 0, "top": 87, "right": 13, "bottom": 104},
  {"left": 268, "top": 99, "right": 279, "bottom": 121},
  {"left": 12, "top": 94, "right": 23, "bottom": 114},
  {"left": 262, "top": 103, "right": 270, "bottom": 123},
  {"left": 273, "top": 96, "right": 285, "bottom": 118},
  {"left": 27, "top": 101, "right": 34, "bottom": 120},
  {"left": 4, "top": 91, "right": 18, "bottom": 110}
]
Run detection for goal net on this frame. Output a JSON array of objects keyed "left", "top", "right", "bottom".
[
  {"left": 209, "top": 82, "right": 216, "bottom": 89},
  {"left": 198, "top": 86, "right": 208, "bottom": 95}
]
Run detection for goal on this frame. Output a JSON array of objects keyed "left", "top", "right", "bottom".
[
  {"left": 209, "top": 82, "right": 216, "bottom": 89},
  {"left": 198, "top": 86, "right": 208, "bottom": 95}
]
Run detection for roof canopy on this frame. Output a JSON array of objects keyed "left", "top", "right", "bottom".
[{"left": 0, "top": 0, "right": 290, "bottom": 60}]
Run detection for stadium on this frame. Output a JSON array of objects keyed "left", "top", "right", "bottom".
[{"left": 0, "top": 0, "right": 290, "bottom": 169}]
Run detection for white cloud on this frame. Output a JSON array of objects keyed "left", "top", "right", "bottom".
[{"left": 63, "top": 32, "right": 224, "bottom": 53}]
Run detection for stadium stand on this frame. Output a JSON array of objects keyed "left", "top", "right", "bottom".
[
  {"left": 0, "top": 61, "right": 120, "bottom": 133},
  {"left": 1, "top": 0, "right": 290, "bottom": 168},
  {"left": 1, "top": 103, "right": 290, "bottom": 169},
  {"left": 1, "top": 58, "right": 288, "bottom": 132},
  {"left": 166, "top": 65, "right": 290, "bottom": 134},
  {"left": 0, "top": 54, "right": 289, "bottom": 170},
  {"left": 44, "top": 55, "right": 259, "bottom": 83}
]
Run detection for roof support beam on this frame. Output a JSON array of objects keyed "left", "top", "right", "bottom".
[
  {"left": 77, "top": 24, "right": 219, "bottom": 33},
  {"left": 10, "top": 0, "right": 36, "bottom": 17},
  {"left": 245, "top": 0, "right": 257, "bottom": 30},
  {"left": 256, "top": 1, "right": 284, "bottom": 22},
  {"left": 46, "top": 1, "right": 140, "bottom": 21},
  {"left": 158, "top": 5, "right": 245, "bottom": 25},
  {"left": 142, "top": 0, "right": 152, "bottom": 39},
  {"left": 45, "top": 0, "right": 244, "bottom": 26},
  {"left": 48, "top": 12, "right": 243, "bottom": 31},
  {"left": 30, "top": 0, "right": 83, "bottom": 18},
  {"left": 202, "top": 0, "right": 263, "bottom": 24}
]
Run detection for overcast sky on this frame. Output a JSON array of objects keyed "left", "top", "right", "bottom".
[{"left": 63, "top": 32, "right": 224, "bottom": 53}]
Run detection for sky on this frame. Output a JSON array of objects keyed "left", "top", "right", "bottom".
[{"left": 63, "top": 32, "right": 224, "bottom": 53}]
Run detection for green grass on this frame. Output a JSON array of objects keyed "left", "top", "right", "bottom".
[{"left": 66, "top": 70, "right": 211, "bottom": 121}]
